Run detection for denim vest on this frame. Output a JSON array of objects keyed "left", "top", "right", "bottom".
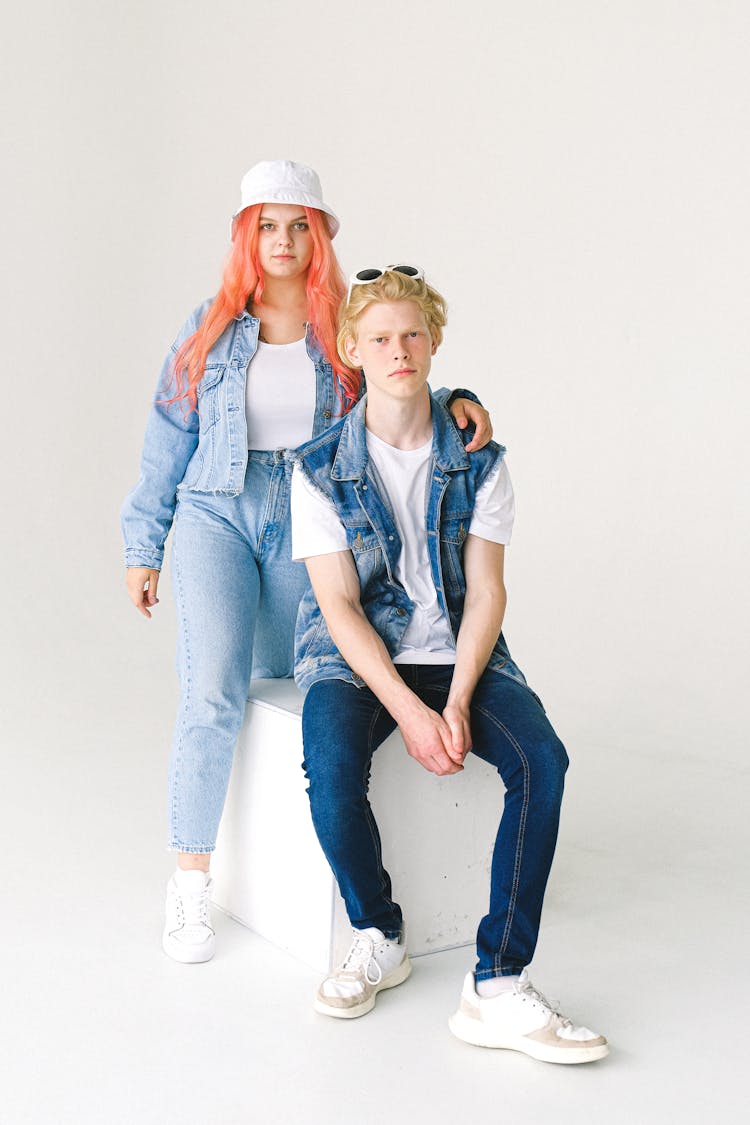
[
  {"left": 120, "top": 300, "right": 354, "bottom": 569},
  {"left": 293, "top": 393, "right": 530, "bottom": 697}
]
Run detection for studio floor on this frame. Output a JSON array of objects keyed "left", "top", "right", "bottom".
[{"left": 5, "top": 694, "right": 746, "bottom": 1125}]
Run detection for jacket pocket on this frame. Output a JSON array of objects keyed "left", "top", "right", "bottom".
[{"left": 195, "top": 364, "right": 226, "bottom": 432}]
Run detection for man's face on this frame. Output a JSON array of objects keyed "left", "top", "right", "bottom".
[{"left": 345, "top": 300, "right": 435, "bottom": 402}]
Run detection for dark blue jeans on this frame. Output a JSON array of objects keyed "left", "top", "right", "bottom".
[{"left": 301, "top": 665, "right": 569, "bottom": 979}]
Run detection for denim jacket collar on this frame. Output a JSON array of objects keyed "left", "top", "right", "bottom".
[
  {"left": 232, "top": 308, "right": 326, "bottom": 364},
  {"left": 330, "top": 391, "right": 470, "bottom": 482}
]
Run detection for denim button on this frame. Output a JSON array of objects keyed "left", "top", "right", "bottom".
[
  {"left": 396, "top": 607, "right": 406, "bottom": 617},
  {"left": 323, "top": 410, "right": 332, "bottom": 419},
  {"left": 388, "top": 535, "right": 394, "bottom": 541}
]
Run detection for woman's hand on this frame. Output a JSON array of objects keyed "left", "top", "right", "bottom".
[
  {"left": 449, "top": 398, "right": 493, "bottom": 452},
  {"left": 126, "top": 567, "right": 161, "bottom": 619}
]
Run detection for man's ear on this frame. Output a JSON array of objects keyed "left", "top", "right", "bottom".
[
  {"left": 344, "top": 334, "right": 361, "bottom": 367},
  {"left": 430, "top": 334, "right": 439, "bottom": 356}
]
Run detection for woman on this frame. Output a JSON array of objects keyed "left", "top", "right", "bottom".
[{"left": 121, "top": 160, "right": 492, "bottom": 964}]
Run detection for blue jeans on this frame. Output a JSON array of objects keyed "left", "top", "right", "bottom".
[
  {"left": 168, "top": 450, "right": 309, "bottom": 852},
  {"left": 302, "top": 666, "right": 569, "bottom": 979}
]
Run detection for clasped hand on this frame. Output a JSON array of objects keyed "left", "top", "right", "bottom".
[{"left": 398, "top": 701, "right": 473, "bottom": 776}]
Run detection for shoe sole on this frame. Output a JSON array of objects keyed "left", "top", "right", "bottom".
[
  {"left": 314, "top": 956, "right": 412, "bottom": 1019},
  {"left": 162, "top": 931, "right": 215, "bottom": 964},
  {"left": 448, "top": 1011, "right": 609, "bottom": 1064}
]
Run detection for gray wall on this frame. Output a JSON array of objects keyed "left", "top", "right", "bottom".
[{"left": 3, "top": 1, "right": 747, "bottom": 779}]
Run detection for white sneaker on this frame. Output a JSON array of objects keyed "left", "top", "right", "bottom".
[
  {"left": 314, "top": 927, "right": 412, "bottom": 1019},
  {"left": 449, "top": 970, "right": 609, "bottom": 1064},
  {"left": 162, "top": 869, "right": 215, "bottom": 964}
]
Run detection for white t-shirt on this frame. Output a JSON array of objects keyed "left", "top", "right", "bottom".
[
  {"left": 291, "top": 430, "right": 515, "bottom": 664},
  {"left": 245, "top": 338, "right": 316, "bottom": 450}
]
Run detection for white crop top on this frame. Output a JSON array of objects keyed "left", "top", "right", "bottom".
[{"left": 245, "top": 338, "right": 317, "bottom": 450}]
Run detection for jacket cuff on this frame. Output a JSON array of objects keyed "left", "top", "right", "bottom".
[
  {"left": 443, "top": 386, "right": 482, "bottom": 408},
  {"left": 125, "top": 549, "right": 164, "bottom": 570}
]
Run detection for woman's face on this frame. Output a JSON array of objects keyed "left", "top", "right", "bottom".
[{"left": 256, "top": 203, "right": 314, "bottom": 281}]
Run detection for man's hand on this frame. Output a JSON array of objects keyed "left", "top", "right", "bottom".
[
  {"left": 398, "top": 703, "right": 464, "bottom": 776},
  {"left": 449, "top": 398, "right": 493, "bottom": 452},
  {"left": 126, "top": 567, "right": 160, "bottom": 618},
  {"left": 442, "top": 702, "right": 473, "bottom": 766}
]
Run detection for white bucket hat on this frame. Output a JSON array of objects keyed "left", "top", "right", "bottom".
[{"left": 233, "top": 159, "right": 340, "bottom": 238}]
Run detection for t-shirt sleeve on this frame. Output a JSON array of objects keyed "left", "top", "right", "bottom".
[
  {"left": 468, "top": 458, "right": 515, "bottom": 545},
  {"left": 291, "top": 464, "right": 350, "bottom": 560}
]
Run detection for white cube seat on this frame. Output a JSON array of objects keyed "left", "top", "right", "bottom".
[{"left": 211, "top": 678, "right": 500, "bottom": 973}]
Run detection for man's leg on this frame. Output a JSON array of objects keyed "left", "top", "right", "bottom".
[
  {"left": 302, "top": 678, "right": 401, "bottom": 936},
  {"left": 448, "top": 670, "right": 607, "bottom": 1063},
  {"left": 302, "top": 677, "right": 411, "bottom": 1017},
  {"left": 467, "top": 671, "right": 568, "bottom": 979}
]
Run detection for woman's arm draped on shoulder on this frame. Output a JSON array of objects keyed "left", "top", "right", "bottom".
[
  {"left": 432, "top": 386, "right": 494, "bottom": 451},
  {"left": 449, "top": 398, "right": 493, "bottom": 451}
]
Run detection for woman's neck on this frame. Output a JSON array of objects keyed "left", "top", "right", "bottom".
[{"left": 250, "top": 276, "right": 309, "bottom": 345}]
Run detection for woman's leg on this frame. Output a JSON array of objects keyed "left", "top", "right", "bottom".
[
  {"left": 168, "top": 495, "right": 261, "bottom": 855},
  {"left": 251, "top": 453, "right": 311, "bottom": 679}
]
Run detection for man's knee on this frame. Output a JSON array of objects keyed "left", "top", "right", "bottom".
[
  {"left": 519, "top": 733, "right": 569, "bottom": 811},
  {"left": 302, "top": 737, "right": 368, "bottom": 797}
]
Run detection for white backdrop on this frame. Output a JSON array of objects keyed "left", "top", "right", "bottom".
[{"left": 2, "top": 0, "right": 748, "bottom": 786}]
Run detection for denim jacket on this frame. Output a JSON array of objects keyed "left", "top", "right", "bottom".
[
  {"left": 293, "top": 393, "right": 530, "bottom": 697},
  {"left": 121, "top": 302, "right": 470, "bottom": 570}
]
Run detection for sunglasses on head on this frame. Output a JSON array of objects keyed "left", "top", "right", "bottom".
[{"left": 346, "top": 264, "right": 424, "bottom": 302}]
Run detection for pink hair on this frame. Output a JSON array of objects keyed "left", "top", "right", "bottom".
[{"left": 169, "top": 205, "right": 360, "bottom": 413}]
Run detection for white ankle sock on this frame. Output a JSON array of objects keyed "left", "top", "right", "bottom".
[
  {"left": 174, "top": 867, "right": 209, "bottom": 888},
  {"left": 476, "top": 974, "right": 520, "bottom": 998}
]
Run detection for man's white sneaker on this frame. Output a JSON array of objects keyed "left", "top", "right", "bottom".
[
  {"left": 448, "top": 970, "right": 609, "bottom": 1064},
  {"left": 162, "top": 869, "right": 215, "bottom": 964},
  {"left": 314, "top": 927, "right": 411, "bottom": 1019}
]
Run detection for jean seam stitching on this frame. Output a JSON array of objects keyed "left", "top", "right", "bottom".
[
  {"left": 170, "top": 531, "right": 192, "bottom": 849},
  {"left": 474, "top": 704, "right": 530, "bottom": 975},
  {"left": 364, "top": 703, "right": 390, "bottom": 910},
  {"left": 255, "top": 460, "right": 278, "bottom": 557}
]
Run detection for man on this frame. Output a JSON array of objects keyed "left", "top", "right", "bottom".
[{"left": 290, "top": 266, "right": 608, "bottom": 1064}]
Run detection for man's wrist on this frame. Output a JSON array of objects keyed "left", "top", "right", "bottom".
[
  {"left": 387, "top": 681, "right": 429, "bottom": 727},
  {"left": 446, "top": 689, "right": 472, "bottom": 712}
]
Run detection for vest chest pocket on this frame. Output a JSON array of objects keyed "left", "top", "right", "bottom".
[
  {"left": 346, "top": 525, "right": 381, "bottom": 554},
  {"left": 438, "top": 517, "right": 470, "bottom": 596},
  {"left": 346, "top": 524, "right": 383, "bottom": 586},
  {"left": 439, "top": 516, "right": 470, "bottom": 545}
]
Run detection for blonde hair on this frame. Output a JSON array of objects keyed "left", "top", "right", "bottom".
[{"left": 336, "top": 270, "right": 448, "bottom": 365}]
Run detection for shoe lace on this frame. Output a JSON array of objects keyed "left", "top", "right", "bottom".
[
  {"left": 516, "top": 977, "right": 567, "bottom": 1024},
  {"left": 341, "top": 932, "right": 382, "bottom": 985},
  {"left": 176, "top": 885, "right": 210, "bottom": 928}
]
